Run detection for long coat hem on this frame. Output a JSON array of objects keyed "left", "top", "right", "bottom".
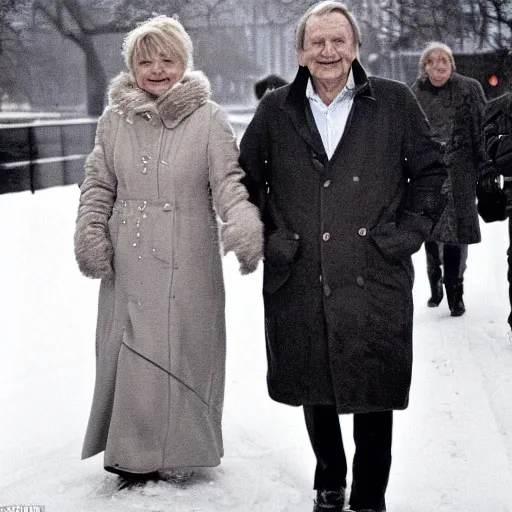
[{"left": 267, "top": 389, "right": 408, "bottom": 415}]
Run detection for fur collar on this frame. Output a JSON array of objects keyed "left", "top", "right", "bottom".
[{"left": 108, "top": 70, "right": 212, "bottom": 128}]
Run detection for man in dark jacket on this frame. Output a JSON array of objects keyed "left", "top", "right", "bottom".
[
  {"left": 238, "top": 2, "right": 447, "bottom": 511},
  {"left": 483, "top": 91, "right": 512, "bottom": 331}
]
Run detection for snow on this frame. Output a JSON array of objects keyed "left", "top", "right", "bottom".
[{"left": 1, "top": 184, "right": 512, "bottom": 511}]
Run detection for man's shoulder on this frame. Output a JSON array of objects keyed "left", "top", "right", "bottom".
[
  {"left": 485, "top": 92, "right": 512, "bottom": 118},
  {"left": 487, "top": 91, "right": 512, "bottom": 109},
  {"left": 367, "top": 75, "right": 412, "bottom": 99}
]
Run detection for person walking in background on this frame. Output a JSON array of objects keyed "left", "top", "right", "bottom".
[
  {"left": 254, "top": 74, "right": 288, "bottom": 101},
  {"left": 483, "top": 90, "right": 512, "bottom": 331},
  {"left": 239, "top": 2, "right": 447, "bottom": 511},
  {"left": 412, "top": 42, "right": 487, "bottom": 316},
  {"left": 74, "top": 15, "right": 263, "bottom": 488}
]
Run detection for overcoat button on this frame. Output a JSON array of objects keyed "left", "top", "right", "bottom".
[
  {"left": 356, "top": 276, "right": 365, "bottom": 287},
  {"left": 323, "top": 180, "right": 331, "bottom": 188},
  {"left": 323, "top": 284, "right": 332, "bottom": 297},
  {"left": 323, "top": 232, "right": 330, "bottom": 241},
  {"left": 294, "top": 233, "right": 300, "bottom": 240},
  {"left": 353, "top": 176, "right": 360, "bottom": 182},
  {"left": 163, "top": 203, "right": 172, "bottom": 211},
  {"left": 358, "top": 227, "right": 367, "bottom": 236}
]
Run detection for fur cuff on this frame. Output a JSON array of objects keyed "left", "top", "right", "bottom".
[{"left": 221, "top": 202, "right": 264, "bottom": 275}]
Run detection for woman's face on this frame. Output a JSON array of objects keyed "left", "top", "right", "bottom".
[
  {"left": 134, "top": 50, "right": 185, "bottom": 97},
  {"left": 424, "top": 49, "right": 453, "bottom": 87}
]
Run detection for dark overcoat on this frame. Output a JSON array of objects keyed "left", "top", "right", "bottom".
[
  {"left": 412, "top": 73, "right": 487, "bottom": 244},
  {"left": 239, "top": 61, "right": 447, "bottom": 414},
  {"left": 483, "top": 92, "right": 512, "bottom": 212},
  {"left": 484, "top": 92, "right": 512, "bottom": 179}
]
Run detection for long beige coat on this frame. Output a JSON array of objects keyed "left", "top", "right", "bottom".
[{"left": 74, "top": 71, "right": 262, "bottom": 473}]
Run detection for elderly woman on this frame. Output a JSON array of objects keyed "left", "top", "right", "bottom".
[
  {"left": 74, "top": 15, "right": 263, "bottom": 486},
  {"left": 412, "top": 42, "right": 487, "bottom": 317}
]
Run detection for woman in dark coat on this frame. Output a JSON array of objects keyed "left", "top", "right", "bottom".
[{"left": 412, "top": 42, "right": 487, "bottom": 316}]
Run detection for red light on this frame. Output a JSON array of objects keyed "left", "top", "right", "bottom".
[{"left": 489, "top": 75, "right": 499, "bottom": 86}]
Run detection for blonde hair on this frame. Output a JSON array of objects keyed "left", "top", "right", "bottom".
[
  {"left": 122, "top": 15, "right": 193, "bottom": 74},
  {"left": 295, "top": 1, "right": 361, "bottom": 57},
  {"left": 418, "top": 41, "right": 456, "bottom": 79}
]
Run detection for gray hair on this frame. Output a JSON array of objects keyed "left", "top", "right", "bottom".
[
  {"left": 418, "top": 41, "right": 456, "bottom": 79},
  {"left": 122, "top": 15, "right": 193, "bottom": 74},
  {"left": 295, "top": 1, "right": 361, "bottom": 57}
]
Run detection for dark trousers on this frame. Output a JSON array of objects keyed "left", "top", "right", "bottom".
[
  {"left": 303, "top": 405, "right": 392, "bottom": 511},
  {"left": 508, "top": 216, "right": 512, "bottom": 328},
  {"left": 425, "top": 241, "right": 468, "bottom": 286}
]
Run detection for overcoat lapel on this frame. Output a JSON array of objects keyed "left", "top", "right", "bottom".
[{"left": 281, "top": 66, "right": 326, "bottom": 161}]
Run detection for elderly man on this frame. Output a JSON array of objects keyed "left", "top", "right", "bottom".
[{"left": 239, "top": 2, "right": 447, "bottom": 511}]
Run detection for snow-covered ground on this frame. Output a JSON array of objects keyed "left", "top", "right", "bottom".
[{"left": 1, "top": 184, "right": 512, "bottom": 512}]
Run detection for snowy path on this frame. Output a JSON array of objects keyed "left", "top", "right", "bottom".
[{"left": 1, "top": 185, "right": 512, "bottom": 512}]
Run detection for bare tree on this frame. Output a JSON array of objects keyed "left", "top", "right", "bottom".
[{"left": 30, "top": 0, "right": 187, "bottom": 114}]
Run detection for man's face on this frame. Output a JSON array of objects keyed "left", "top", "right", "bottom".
[
  {"left": 298, "top": 11, "right": 357, "bottom": 87},
  {"left": 424, "top": 50, "right": 453, "bottom": 87},
  {"left": 134, "top": 51, "right": 185, "bottom": 97}
]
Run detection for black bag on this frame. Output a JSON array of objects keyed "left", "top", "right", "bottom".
[
  {"left": 494, "top": 134, "right": 512, "bottom": 175},
  {"left": 476, "top": 172, "right": 508, "bottom": 223}
]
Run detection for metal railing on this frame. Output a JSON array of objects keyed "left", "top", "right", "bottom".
[
  {"left": 0, "top": 117, "right": 98, "bottom": 194},
  {"left": 0, "top": 110, "right": 254, "bottom": 195}
]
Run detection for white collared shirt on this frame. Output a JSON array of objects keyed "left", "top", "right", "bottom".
[{"left": 306, "top": 68, "right": 356, "bottom": 159}]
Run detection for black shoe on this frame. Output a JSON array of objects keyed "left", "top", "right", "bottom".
[
  {"left": 313, "top": 488, "right": 344, "bottom": 511},
  {"left": 427, "top": 278, "right": 443, "bottom": 307},
  {"left": 450, "top": 295, "right": 466, "bottom": 316},
  {"left": 110, "top": 469, "right": 160, "bottom": 490},
  {"left": 445, "top": 279, "right": 465, "bottom": 316}
]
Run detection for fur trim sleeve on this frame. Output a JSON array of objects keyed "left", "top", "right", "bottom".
[
  {"left": 74, "top": 109, "right": 119, "bottom": 279},
  {"left": 207, "top": 104, "right": 263, "bottom": 274}
]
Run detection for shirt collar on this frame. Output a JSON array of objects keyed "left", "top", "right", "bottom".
[{"left": 305, "top": 67, "right": 356, "bottom": 105}]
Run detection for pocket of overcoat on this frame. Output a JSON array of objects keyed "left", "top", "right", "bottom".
[
  {"left": 263, "top": 229, "right": 299, "bottom": 294},
  {"left": 370, "top": 214, "right": 427, "bottom": 264}
]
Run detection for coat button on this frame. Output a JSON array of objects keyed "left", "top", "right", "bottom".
[
  {"left": 356, "top": 276, "right": 365, "bottom": 287},
  {"left": 163, "top": 203, "right": 172, "bottom": 211},
  {"left": 323, "top": 284, "right": 332, "bottom": 297},
  {"left": 353, "top": 176, "right": 360, "bottom": 182},
  {"left": 323, "top": 180, "right": 331, "bottom": 188},
  {"left": 323, "top": 232, "right": 330, "bottom": 241},
  {"left": 294, "top": 233, "right": 300, "bottom": 240},
  {"left": 358, "top": 227, "right": 367, "bottom": 236}
]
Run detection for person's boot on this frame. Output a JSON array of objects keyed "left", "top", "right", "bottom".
[
  {"left": 426, "top": 254, "right": 443, "bottom": 307},
  {"left": 427, "top": 277, "right": 444, "bottom": 307},
  {"left": 445, "top": 278, "right": 465, "bottom": 317},
  {"left": 161, "top": 468, "right": 195, "bottom": 484},
  {"left": 111, "top": 469, "right": 160, "bottom": 490},
  {"left": 313, "top": 488, "right": 345, "bottom": 511}
]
